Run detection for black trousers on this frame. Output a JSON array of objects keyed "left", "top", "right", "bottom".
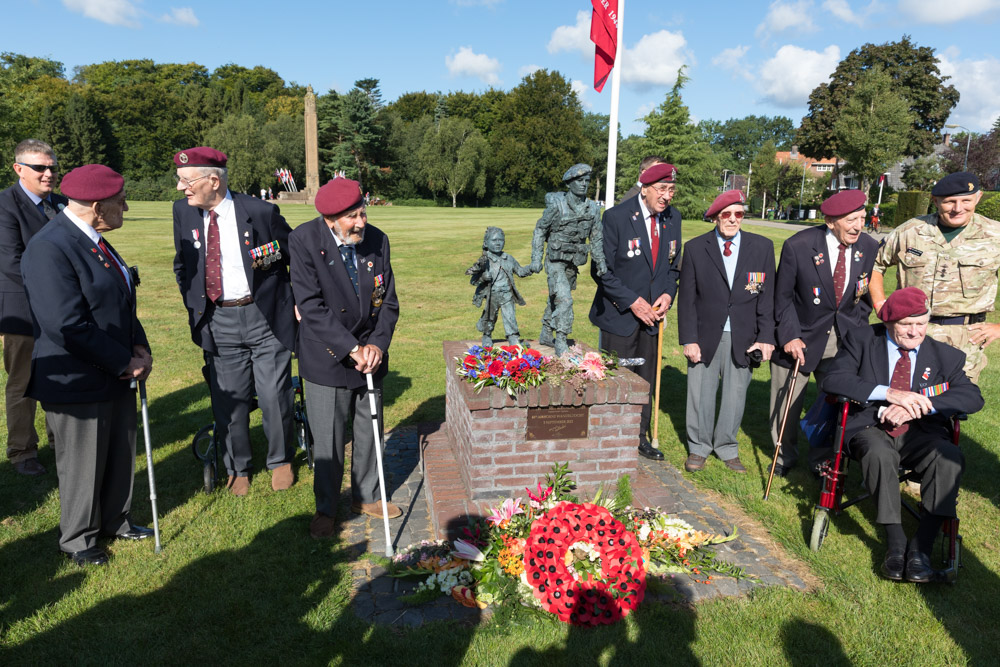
[{"left": 601, "top": 327, "right": 658, "bottom": 444}]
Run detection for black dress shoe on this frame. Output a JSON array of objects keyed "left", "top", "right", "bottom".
[
  {"left": 881, "top": 550, "right": 905, "bottom": 581},
  {"left": 637, "top": 441, "right": 664, "bottom": 460},
  {"left": 769, "top": 462, "right": 792, "bottom": 478},
  {"left": 905, "top": 550, "right": 935, "bottom": 583},
  {"left": 64, "top": 547, "right": 109, "bottom": 566},
  {"left": 114, "top": 525, "right": 154, "bottom": 541}
]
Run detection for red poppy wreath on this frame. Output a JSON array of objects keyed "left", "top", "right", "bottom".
[{"left": 523, "top": 502, "right": 646, "bottom": 626}]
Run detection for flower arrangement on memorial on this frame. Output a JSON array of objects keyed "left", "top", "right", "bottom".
[
  {"left": 387, "top": 463, "right": 744, "bottom": 625},
  {"left": 455, "top": 344, "right": 618, "bottom": 396}
]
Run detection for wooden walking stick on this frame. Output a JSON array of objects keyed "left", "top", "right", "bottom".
[
  {"left": 764, "top": 357, "right": 801, "bottom": 500},
  {"left": 651, "top": 318, "right": 665, "bottom": 449}
]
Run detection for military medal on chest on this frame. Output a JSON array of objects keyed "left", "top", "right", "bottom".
[
  {"left": 812, "top": 287, "right": 821, "bottom": 305},
  {"left": 249, "top": 240, "right": 282, "bottom": 270},
  {"left": 745, "top": 272, "right": 766, "bottom": 294},
  {"left": 372, "top": 272, "right": 386, "bottom": 307},
  {"left": 192, "top": 228, "right": 201, "bottom": 249},
  {"left": 627, "top": 238, "right": 641, "bottom": 258}
]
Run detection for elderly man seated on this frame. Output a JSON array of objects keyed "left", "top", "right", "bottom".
[{"left": 822, "top": 287, "right": 983, "bottom": 583}]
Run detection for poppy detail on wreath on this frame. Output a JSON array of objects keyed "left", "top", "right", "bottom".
[{"left": 523, "top": 502, "right": 645, "bottom": 626}]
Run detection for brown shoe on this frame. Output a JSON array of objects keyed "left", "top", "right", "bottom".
[
  {"left": 14, "top": 458, "right": 46, "bottom": 476},
  {"left": 309, "top": 512, "right": 338, "bottom": 539},
  {"left": 271, "top": 463, "right": 294, "bottom": 491},
  {"left": 723, "top": 457, "right": 747, "bottom": 473},
  {"left": 227, "top": 475, "right": 235, "bottom": 489},
  {"left": 350, "top": 500, "right": 403, "bottom": 519},
  {"left": 230, "top": 476, "right": 250, "bottom": 496},
  {"left": 684, "top": 454, "right": 707, "bottom": 472}
]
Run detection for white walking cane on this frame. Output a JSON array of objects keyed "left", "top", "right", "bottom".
[
  {"left": 136, "top": 380, "right": 162, "bottom": 552},
  {"left": 365, "top": 372, "right": 393, "bottom": 557}
]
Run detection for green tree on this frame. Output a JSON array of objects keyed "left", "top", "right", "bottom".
[
  {"left": 204, "top": 113, "right": 270, "bottom": 192},
  {"left": 941, "top": 130, "right": 1000, "bottom": 190},
  {"left": 39, "top": 93, "right": 108, "bottom": 171},
  {"left": 902, "top": 155, "right": 944, "bottom": 190},
  {"left": 580, "top": 112, "right": 611, "bottom": 201},
  {"left": 417, "top": 116, "right": 491, "bottom": 207},
  {"left": 702, "top": 115, "right": 796, "bottom": 171},
  {"left": 798, "top": 36, "right": 958, "bottom": 160},
  {"left": 0, "top": 53, "right": 67, "bottom": 163},
  {"left": 317, "top": 80, "right": 392, "bottom": 192},
  {"left": 387, "top": 91, "right": 439, "bottom": 123},
  {"left": 832, "top": 66, "right": 914, "bottom": 192}
]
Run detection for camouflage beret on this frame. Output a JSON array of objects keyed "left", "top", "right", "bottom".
[{"left": 562, "top": 164, "right": 592, "bottom": 182}]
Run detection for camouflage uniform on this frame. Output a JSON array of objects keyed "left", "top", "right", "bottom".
[{"left": 875, "top": 212, "right": 1000, "bottom": 382}]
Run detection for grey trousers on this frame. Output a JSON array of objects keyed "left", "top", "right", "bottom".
[
  {"left": 768, "top": 330, "right": 838, "bottom": 467},
  {"left": 207, "top": 303, "right": 294, "bottom": 476},
  {"left": 43, "top": 393, "right": 136, "bottom": 553},
  {"left": 686, "top": 332, "right": 751, "bottom": 461},
  {"left": 305, "top": 379, "right": 386, "bottom": 517},
  {"left": 851, "top": 426, "right": 964, "bottom": 524}
]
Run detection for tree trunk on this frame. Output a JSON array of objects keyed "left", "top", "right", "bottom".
[{"left": 451, "top": 191, "right": 457, "bottom": 207}]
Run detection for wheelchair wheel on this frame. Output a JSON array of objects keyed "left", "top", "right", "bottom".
[
  {"left": 191, "top": 424, "right": 216, "bottom": 462},
  {"left": 810, "top": 509, "right": 831, "bottom": 551},
  {"left": 203, "top": 461, "right": 216, "bottom": 494}
]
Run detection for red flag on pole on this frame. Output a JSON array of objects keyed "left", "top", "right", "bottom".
[
  {"left": 878, "top": 173, "right": 886, "bottom": 186},
  {"left": 590, "top": 0, "right": 618, "bottom": 92}
]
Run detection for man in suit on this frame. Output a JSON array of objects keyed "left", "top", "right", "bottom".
[
  {"left": 172, "top": 146, "right": 295, "bottom": 496},
  {"left": 769, "top": 190, "right": 879, "bottom": 476},
  {"left": 678, "top": 189, "right": 775, "bottom": 473},
  {"left": 21, "top": 164, "right": 153, "bottom": 565},
  {"left": 590, "top": 163, "right": 682, "bottom": 461},
  {"left": 288, "top": 178, "right": 400, "bottom": 538},
  {"left": 0, "top": 139, "right": 67, "bottom": 476},
  {"left": 822, "top": 287, "right": 982, "bottom": 582},
  {"left": 617, "top": 155, "right": 665, "bottom": 205}
]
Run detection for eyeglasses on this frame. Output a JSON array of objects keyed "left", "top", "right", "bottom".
[
  {"left": 175, "top": 174, "right": 210, "bottom": 188},
  {"left": 649, "top": 184, "right": 675, "bottom": 195},
  {"left": 718, "top": 210, "right": 745, "bottom": 221},
  {"left": 16, "top": 163, "right": 58, "bottom": 174}
]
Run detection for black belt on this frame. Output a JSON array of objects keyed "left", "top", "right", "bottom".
[
  {"left": 215, "top": 296, "right": 254, "bottom": 308},
  {"left": 929, "top": 312, "right": 987, "bottom": 325}
]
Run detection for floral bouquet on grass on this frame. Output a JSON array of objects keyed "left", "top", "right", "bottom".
[
  {"left": 385, "top": 463, "right": 745, "bottom": 626},
  {"left": 456, "top": 344, "right": 547, "bottom": 396}
]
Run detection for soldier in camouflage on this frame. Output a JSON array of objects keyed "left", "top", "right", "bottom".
[
  {"left": 870, "top": 172, "right": 1000, "bottom": 382},
  {"left": 529, "top": 164, "right": 607, "bottom": 356}
]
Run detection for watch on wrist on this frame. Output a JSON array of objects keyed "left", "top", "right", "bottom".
[{"left": 350, "top": 345, "right": 360, "bottom": 355}]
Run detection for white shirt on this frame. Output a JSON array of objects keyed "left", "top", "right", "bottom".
[
  {"left": 205, "top": 192, "right": 251, "bottom": 300},
  {"left": 636, "top": 197, "right": 657, "bottom": 249},
  {"left": 825, "top": 229, "right": 852, "bottom": 300},
  {"left": 64, "top": 208, "right": 130, "bottom": 288}
]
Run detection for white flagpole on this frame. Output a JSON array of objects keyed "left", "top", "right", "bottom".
[{"left": 603, "top": 0, "right": 624, "bottom": 210}]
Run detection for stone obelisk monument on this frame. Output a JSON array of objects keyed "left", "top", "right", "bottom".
[{"left": 304, "top": 85, "right": 319, "bottom": 202}]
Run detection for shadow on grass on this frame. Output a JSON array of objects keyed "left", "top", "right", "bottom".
[
  {"left": 0, "top": 531, "right": 85, "bottom": 633},
  {"left": 782, "top": 619, "right": 850, "bottom": 666}
]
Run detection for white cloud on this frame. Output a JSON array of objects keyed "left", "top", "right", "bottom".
[
  {"left": 518, "top": 64, "right": 541, "bottom": 78},
  {"left": 547, "top": 10, "right": 592, "bottom": 56},
  {"left": 938, "top": 51, "right": 1000, "bottom": 131},
  {"left": 63, "top": 0, "right": 140, "bottom": 27},
  {"left": 756, "top": 0, "right": 817, "bottom": 38},
  {"left": 445, "top": 47, "right": 502, "bottom": 86},
  {"left": 622, "top": 30, "right": 693, "bottom": 90},
  {"left": 757, "top": 44, "right": 840, "bottom": 107},
  {"left": 570, "top": 79, "right": 593, "bottom": 110},
  {"left": 712, "top": 45, "right": 753, "bottom": 81},
  {"left": 898, "top": 0, "right": 1000, "bottom": 23},
  {"left": 158, "top": 7, "right": 199, "bottom": 27}
]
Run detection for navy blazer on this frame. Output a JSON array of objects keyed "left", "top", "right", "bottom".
[
  {"left": 677, "top": 229, "right": 776, "bottom": 367},
  {"left": 589, "top": 195, "right": 682, "bottom": 337},
  {"left": 773, "top": 226, "right": 879, "bottom": 373},
  {"left": 289, "top": 218, "right": 399, "bottom": 390},
  {"left": 21, "top": 215, "right": 148, "bottom": 403},
  {"left": 822, "top": 324, "right": 983, "bottom": 447},
  {"left": 172, "top": 193, "right": 295, "bottom": 353},
  {"left": 0, "top": 184, "right": 67, "bottom": 335}
]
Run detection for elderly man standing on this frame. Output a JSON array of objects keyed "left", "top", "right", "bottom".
[
  {"left": 289, "top": 178, "right": 400, "bottom": 538},
  {"left": 172, "top": 147, "right": 296, "bottom": 496},
  {"left": 22, "top": 165, "right": 153, "bottom": 565},
  {"left": 822, "top": 287, "right": 982, "bottom": 582},
  {"left": 590, "top": 163, "right": 682, "bottom": 461},
  {"left": 0, "top": 139, "right": 67, "bottom": 476},
  {"left": 870, "top": 172, "right": 1000, "bottom": 383},
  {"left": 678, "top": 190, "right": 775, "bottom": 473},
  {"left": 617, "top": 155, "right": 666, "bottom": 205},
  {"left": 768, "top": 190, "right": 879, "bottom": 477}
]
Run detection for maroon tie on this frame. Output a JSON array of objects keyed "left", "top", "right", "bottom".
[
  {"left": 833, "top": 243, "right": 848, "bottom": 307},
  {"left": 98, "top": 239, "right": 127, "bottom": 286},
  {"left": 205, "top": 210, "right": 223, "bottom": 303},
  {"left": 886, "top": 346, "right": 911, "bottom": 437},
  {"left": 723, "top": 240, "right": 733, "bottom": 257},
  {"left": 649, "top": 214, "right": 659, "bottom": 268}
]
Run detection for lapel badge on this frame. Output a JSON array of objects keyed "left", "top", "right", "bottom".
[
  {"left": 813, "top": 252, "right": 825, "bottom": 266},
  {"left": 366, "top": 260, "right": 373, "bottom": 272},
  {"left": 922, "top": 367, "right": 931, "bottom": 381},
  {"left": 854, "top": 250, "right": 863, "bottom": 262}
]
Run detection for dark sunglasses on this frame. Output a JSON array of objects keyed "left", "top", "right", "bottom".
[
  {"left": 16, "top": 162, "right": 59, "bottom": 174},
  {"left": 718, "top": 210, "right": 744, "bottom": 221}
]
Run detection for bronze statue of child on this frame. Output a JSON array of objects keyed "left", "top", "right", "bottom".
[{"left": 466, "top": 226, "right": 532, "bottom": 347}]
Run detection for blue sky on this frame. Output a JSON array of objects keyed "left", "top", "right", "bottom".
[{"left": 6, "top": 0, "right": 1000, "bottom": 139}]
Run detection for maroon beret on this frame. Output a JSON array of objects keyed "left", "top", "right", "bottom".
[
  {"left": 60, "top": 164, "right": 124, "bottom": 201},
  {"left": 820, "top": 190, "right": 866, "bottom": 217},
  {"left": 173, "top": 146, "right": 227, "bottom": 168},
  {"left": 879, "top": 287, "right": 929, "bottom": 322},
  {"left": 315, "top": 178, "right": 363, "bottom": 217},
  {"left": 639, "top": 163, "right": 677, "bottom": 184},
  {"left": 705, "top": 189, "right": 746, "bottom": 219}
]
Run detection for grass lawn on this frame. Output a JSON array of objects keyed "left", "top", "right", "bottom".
[{"left": 2, "top": 202, "right": 999, "bottom": 665}]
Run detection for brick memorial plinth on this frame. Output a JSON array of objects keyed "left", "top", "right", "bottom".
[{"left": 431, "top": 341, "right": 647, "bottom": 520}]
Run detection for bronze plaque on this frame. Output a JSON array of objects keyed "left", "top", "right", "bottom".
[{"left": 526, "top": 406, "right": 589, "bottom": 440}]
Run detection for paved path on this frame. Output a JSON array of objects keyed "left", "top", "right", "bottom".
[{"left": 343, "top": 424, "right": 811, "bottom": 628}]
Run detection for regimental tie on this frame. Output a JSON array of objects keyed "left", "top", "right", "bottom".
[
  {"left": 833, "top": 243, "right": 848, "bottom": 306},
  {"left": 98, "top": 238, "right": 128, "bottom": 287},
  {"left": 38, "top": 199, "right": 58, "bottom": 221},
  {"left": 205, "top": 210, "right": 223, "bottom": 302},
  {"left": 723, "top": 240, "right": 733, "bottom": 257},
  {"left": 886, "top": 346, "right": 912, "bottom": 437},
  {"left": 649, "top": 214, "right": 659, "bottom": 268},
  {"left": 340, "top": 245, "right": 360, "bottom": 296}
]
